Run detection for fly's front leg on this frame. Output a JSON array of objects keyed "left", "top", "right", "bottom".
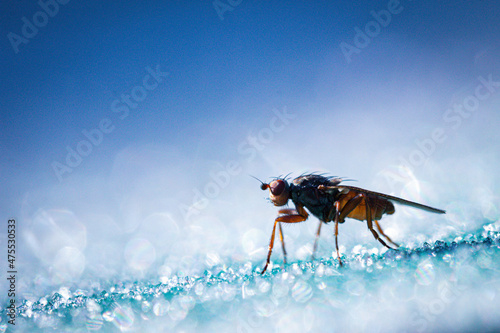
[
  {"left": 277, "top": 207, "right": 304, "bottom": 263},
  {"left": 278, "top": 222, "right": 287, "bottom": 264},
  {"left": 261, "top": 205, "right": 308, "bottom": 274},
  {"left": 262, "top": 219, "right": 280, "bottom": 275}
]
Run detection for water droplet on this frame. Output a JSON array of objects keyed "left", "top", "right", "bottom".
[
  {"left": 257, "top": 279, "right": 271, "bottom": 293},
  {"left": 205, "top": 252, "right": 222, "bottom": 267},
  {"left": 221, "top": 283, "right": 237, "bottom": 302},
  {"left": 124, "top": 238, "right": 156, "bottom": 271},
  {"left": 345, "top": 280, "right": 365, "bottom": 296},
  {"left": 242, "top": 282, "right": 256, "bottom": 299},
  {"left": 291, "top": 280, "right": 313, "bottom": 303},
  {"left": 442, "top": 254, "right": 452, "bottom": 263},
  {"left": 168, "top": 298, "right": 188, "bottom": 321},
  {"left": 253, "top": 298, "right": 276, "bottom": 317},
  {"left": 415, "top": 262, "right": 435, "bottom": 285},
  {"left": 477, "top": 253, "right": 493, "bottom": 269},
  {"left": 272, "top": 280, "right": 289, "bottom": 299},
  {"left": 141, "top": 301, "right": 151, "bottom": 313},
  {"left": 153, "top": 300, "right": 169, "bottom": 316},
  {"left": 241, "top": 228, "right": 266, "bottom": 258},
  {"left": 102, "top": 310, "right": 114, "bottom": 322},
  {"left": 194, "top": 282, "right": 205, "bottom": 296},
  {"left": 179, "top": 295, "right": 195, "bottom": 311},
  {"left": 52, "top": 247, "right": 86, "bottom": 283},
  {"left": 86, "top": 313, "right": 103, "bottom": 331},
  {"left": 112, "top": 304, "right": 134, "bottom": 329},
  {"left": 86, "top": 299, "right": 101, "bottom": 313}
]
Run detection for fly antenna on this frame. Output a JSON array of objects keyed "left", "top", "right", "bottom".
[{"left": 249, "top": 175, "right": 269, "bottom": 190}]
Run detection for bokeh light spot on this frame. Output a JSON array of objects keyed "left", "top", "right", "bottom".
[
  {"left": 291, "top": 280, "right": 313, "bottom": 303},
  {"left": 112, "top": 304, "right": 135, "bottom": 330},
  {"left": 415, "top": 262, "right": 435, "bottom": 285},
  {"left": 124, "top": 238, "right": 156, "bottom": 271},
  {"left": 52, "top": 247, "right": 86, "bottom": 283}
]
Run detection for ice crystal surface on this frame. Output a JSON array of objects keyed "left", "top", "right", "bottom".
[{"left": 3, "top": 226, "right": 500, "bottom": 332}]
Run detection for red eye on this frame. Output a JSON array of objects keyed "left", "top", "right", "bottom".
[{"left": 270, "top": 180, "right": 286, "bottom": 196}]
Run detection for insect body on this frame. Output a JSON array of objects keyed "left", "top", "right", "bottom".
[{"left": 258, "top": 174, "right": 445, "bottom": 274}]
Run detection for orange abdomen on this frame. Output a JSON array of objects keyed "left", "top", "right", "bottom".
[{"left": 338, "top": 191, "right": 395, "bottom": 222}]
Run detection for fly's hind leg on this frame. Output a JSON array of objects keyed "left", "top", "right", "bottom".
[
  {"left": 363, "top": 197, "right": 393, "bottom": 250},
  {"left": 332, "top": 193, "right": 397, "bottom": 265},
  {"left": 374, "top": 220, "right": 399, "bottom": 248}
]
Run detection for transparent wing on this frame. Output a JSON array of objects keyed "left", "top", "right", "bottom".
[{"left": 334, "top": 185, "right": 446, "bottom": 214}]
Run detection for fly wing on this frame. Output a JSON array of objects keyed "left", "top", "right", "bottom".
[{"left": 334, "top": 185, "right": 446, "bottom": 214}]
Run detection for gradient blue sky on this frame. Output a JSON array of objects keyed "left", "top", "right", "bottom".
[{"left": 1, "top": 1, "right": 500, "bottom": 285}]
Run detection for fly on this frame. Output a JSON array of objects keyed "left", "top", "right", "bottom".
[{"left": 256, "top": 173, "right": 445, "bottom": 274}]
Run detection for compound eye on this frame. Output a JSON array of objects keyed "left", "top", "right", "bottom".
[{"left": 270, "top": 180, "right": 286, "bottom": 196}]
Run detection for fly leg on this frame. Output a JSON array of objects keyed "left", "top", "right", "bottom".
[
  {"left": 311, "top": 220, "right": 323, "bottom": 260},
  {"left": 278, "top": 222, "right": 287, "bottom": 264},
  {"left": 334, "top": 201, "right": 343, "bottom": 266},
  {"left": 332, "top": 194, "right": 370, "bottom": 266},
  {"left": 261, "top": 205, "right": 309, "bottom": 274},
  {"left": 374, "top": 220, "right": 399, "bottom": 248},
  {"left": 363, "top": 197, "right": 393, "bottom": 250},
  {"left": 277, "top": 207, "right": 305, "bottom": 263},
  {"left": 335, "top": 193, "right": 396, "bottom": 250},
  {"left": 332, "top": 193, "right": 380, "bottom": 266}
]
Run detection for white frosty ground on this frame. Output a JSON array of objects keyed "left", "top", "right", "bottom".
[{"left": 8, "top": 223, "right": 500, "bottom": 333}]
